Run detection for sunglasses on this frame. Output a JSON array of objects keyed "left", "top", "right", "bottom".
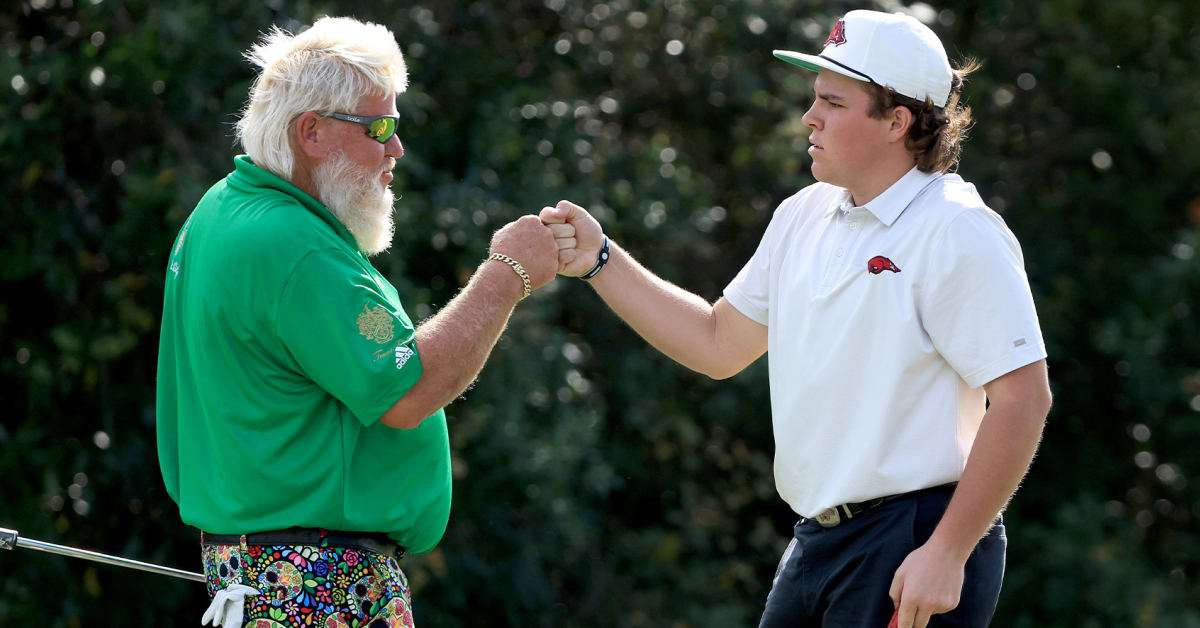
[{"left": 322, "top": 112, "right": 399, "bottom": 144}]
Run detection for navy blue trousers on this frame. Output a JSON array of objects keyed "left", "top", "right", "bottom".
[{"left": 759, "top": 486, "right": 1006, "bottom": 628}]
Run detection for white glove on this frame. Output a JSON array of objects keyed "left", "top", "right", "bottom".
[{"left": 201, "top": 584, "right": 261, "bottom": 628}]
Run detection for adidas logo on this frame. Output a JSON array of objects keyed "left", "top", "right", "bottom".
[{"left": 395, "top": 346, "right": 414, "bottom": 370}]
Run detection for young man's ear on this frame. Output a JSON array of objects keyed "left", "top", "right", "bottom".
[
  {"left": 887, "top": 105, "right": 915, "bottom": 143},
  {"left": 292, "top": 111, "right": 330, "bottom": 159}
]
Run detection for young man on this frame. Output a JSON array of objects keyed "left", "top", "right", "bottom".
[
  {"left": 156, "top": 17, "right": 559, "bottom": 628},
  {"left": 542, "top": 10, "right": 1051, "bottom": 628}
]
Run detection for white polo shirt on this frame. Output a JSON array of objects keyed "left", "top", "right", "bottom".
[{"left": 724, "top": 166, "right": 1046, "bottom": 518}]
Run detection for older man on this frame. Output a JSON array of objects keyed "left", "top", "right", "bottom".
[
  {"left": 156, "top": 17, "right": 558, "bottom": 628},
  {"left": 543, "top": 10, "right": 1051, "bottom": 628}
]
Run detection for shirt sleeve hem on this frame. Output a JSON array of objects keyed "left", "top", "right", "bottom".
[
  {"left": 354, "top": 352, "right": 425, "bottom": 426},
  {"left": 722, "top": 287, "right": 768, "bottom": 325},
  {"left": 962, "top": 342, "right": 1048, "bottom": 389}
]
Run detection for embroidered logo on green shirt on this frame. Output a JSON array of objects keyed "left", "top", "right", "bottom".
[{"left": 356, "top": 304, "right": 395, "bottom": 343}]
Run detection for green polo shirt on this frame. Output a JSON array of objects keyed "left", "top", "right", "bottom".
[{"left": 156, "top": 155, "right": 450, "bottom": 554}]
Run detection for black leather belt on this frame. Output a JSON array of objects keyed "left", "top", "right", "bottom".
[
  {"left": 201, "top": 527, "right": 403, "bottom": 559},
  {"left": 804, "top": 483, "right": 957, "bottom": 528}
]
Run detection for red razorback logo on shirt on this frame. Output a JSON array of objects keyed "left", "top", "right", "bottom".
[
  {"left": 867, "top": 255, "right": 901, "bottom": 274},
  {"left": 825, "top": 19, "right": 847, "bottom": 47}
]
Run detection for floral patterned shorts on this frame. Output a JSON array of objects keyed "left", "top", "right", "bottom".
[{"left": 202, "top": 540, "right": 414, "bottom": 628}]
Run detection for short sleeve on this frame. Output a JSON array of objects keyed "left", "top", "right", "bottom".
[
  {"left": 276, "top": 249, "right": 424, "bottom": 425},
  {"left": 920, "top": 209, "right": 1047, "bottom": 388},
  {"left": 723, "top": 215, "right": 780, "bottom": 325}
]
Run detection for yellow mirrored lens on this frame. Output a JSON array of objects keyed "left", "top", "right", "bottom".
[{"left": 369, "top": 118, "right": 394, "bottom": 141}]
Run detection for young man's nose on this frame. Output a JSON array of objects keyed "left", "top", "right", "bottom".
[{"left": 802, "top": 103, "right": 820, "bottom": 129}]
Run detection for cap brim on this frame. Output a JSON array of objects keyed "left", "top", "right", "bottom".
[{"left": 772, "top": 50, "right": 871, "bottom": 84}]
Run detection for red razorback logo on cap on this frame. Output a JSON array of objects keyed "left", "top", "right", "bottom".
[
  {"left": 867, "top": 255, "right": 901, "bottom": 274},
  {"left": 825, "top": 19, "right": 847, "bottom": 47}
]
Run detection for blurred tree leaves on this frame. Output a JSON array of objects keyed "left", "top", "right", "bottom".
[{"left": 2, "top": 0, "right": 1198, "bottom": 625}]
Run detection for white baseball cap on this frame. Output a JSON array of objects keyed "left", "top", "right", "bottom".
[{"left": 774, "top": 10, "right": 954, "bottom": 107}]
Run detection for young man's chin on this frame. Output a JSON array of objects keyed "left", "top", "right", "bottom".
[{"left": 808, "top": 161, "right": 832, "bottom": 185}]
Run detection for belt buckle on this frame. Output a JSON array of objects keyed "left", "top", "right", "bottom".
[{"left": 814, "top": 507, "right": 842, "bottom": 527}]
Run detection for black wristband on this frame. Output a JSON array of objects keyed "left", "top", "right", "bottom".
[{"left": 580, "top": 236, "right": 610, "bottom": 281}]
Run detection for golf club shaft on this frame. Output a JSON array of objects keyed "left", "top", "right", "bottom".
[{"left": 1, "top": 527, "right": 205, "bottom": 583}]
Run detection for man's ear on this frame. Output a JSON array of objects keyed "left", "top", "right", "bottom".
[
  {"left": 887, "top": 105, "right": 914, "bottom": 143},
  {"left": 292, "top": 111, "right": 329, "bottom": 159}
]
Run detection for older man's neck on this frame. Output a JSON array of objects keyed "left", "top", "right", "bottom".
[{"left": 288, "top": 157, "right": 322, "bottom": 205}]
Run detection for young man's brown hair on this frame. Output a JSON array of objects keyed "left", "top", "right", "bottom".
[{"left": 865, "top": 58, "right": 981, "bottom": 173}]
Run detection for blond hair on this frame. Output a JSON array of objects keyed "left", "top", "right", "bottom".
[{"left": 235, "top": 17, "right": 407, "bottom": 179}]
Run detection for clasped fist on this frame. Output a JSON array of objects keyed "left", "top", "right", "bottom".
[
  {"left": 487, "top": 200, "right": 605, "bottom": 299},
  {"left": 489, "top": 215, "right": 559, "bottom": 292},
  {"left": 539, "top": 200, "right": 604, "bottom": 277}
]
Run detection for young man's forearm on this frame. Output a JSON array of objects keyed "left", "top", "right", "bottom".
[
  {"left": 586, "top": 241, "right": 760, "bottom": 379},
  {"left": 925, "top": 362, "right": 1051, "bottom": 561},
  {"left": 888, "top": 361, "right": 1050, "bottom": 621},
  {"left": 538, "top": 202, "right": 764, "bottom": 378}
]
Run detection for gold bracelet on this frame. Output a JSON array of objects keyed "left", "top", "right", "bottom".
[{"left": 487, "top": 253, "right": 532, "bottom": 300}]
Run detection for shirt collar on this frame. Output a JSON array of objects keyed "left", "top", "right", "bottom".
[
  {"left": 226, "top": 155, "right": 360, "bottom": 251},
  {"left": 826, "top": 167, "right": 943, "bottom": 227},
  {"left": 863, "top": 167, "right": 942, "bottom": 226}
]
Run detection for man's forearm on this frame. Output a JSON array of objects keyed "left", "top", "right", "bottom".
[
  {"left": 539, "top": 201, "right": 764, "bottom": 378},
  {"left": 924, "top": 394, "right": 1048, "bottom": 562},
  {"left": 380, "top": 261, "right": 525, "bottom": 428},
  {"left": 586, "top": 241, "right": 731, "bottom": 377}
]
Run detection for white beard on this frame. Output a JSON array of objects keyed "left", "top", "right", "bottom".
[{"left": 313, "top": 154, "right": 396, "bottom": 256}]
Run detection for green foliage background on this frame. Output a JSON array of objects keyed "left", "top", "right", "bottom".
[{"left": 2, "top": 0, "right": 1198, "bottom": 625}]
